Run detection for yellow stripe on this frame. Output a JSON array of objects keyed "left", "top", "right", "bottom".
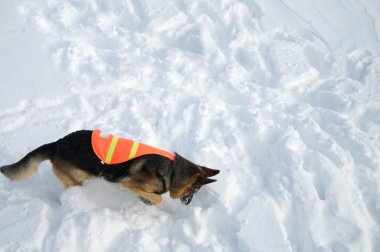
[
  {"left": 129, "top": 141, "right": 139, "bottom": 159},
  {"left": 106, "top": 136, "right": 119, "bottom": 163}
]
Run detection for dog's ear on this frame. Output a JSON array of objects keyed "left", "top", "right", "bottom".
[
  {"left": 201, "top": 166, "right": 220, "bottom": 177},
  {"left": 199, "top": 177, "right": 217, "bottom": 185}
]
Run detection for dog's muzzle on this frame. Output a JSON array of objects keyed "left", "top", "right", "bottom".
[{"left": 180, "top": 194, "right": 194, "bottom": 205}]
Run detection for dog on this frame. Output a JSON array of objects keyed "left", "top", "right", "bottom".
[{"left": 0, "top": 130, "right": 219, "bottom": 205}]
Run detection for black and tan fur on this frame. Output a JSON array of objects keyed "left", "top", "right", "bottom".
[{"left": 0, "top": 130, "right": 219, "bottom": 205}]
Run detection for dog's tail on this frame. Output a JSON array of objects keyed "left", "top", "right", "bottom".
[{"left": 0, "top": 142, "right": 56, "bottom": 180}]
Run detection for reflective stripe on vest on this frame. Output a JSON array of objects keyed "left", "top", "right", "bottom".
[
  {"left": 106, "top": 136, "right": 119, "bottom": 163},
  {"left": 129, "top": 140, "right": 139, "bottom": 159},
  {"left": 91, "top": 129, "right": 175, "bottom": 164}
]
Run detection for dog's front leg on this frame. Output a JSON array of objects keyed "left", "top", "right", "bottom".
[
  {"left": 120, "top": 181, "right": 162, "bottom": 205},
  {"left": 129, "top": 187, "right": 162, "bottom": 205},
  {"left": 138, "top": 196, "right": 156, "bottom": 205}
]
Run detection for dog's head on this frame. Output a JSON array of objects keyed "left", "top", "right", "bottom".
[{"left": 170, "top": 153, "right": 220, "bottom": 205}]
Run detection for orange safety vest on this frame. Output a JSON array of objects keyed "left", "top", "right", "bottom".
[{"left": 91, "top": 129, "right": 175, "bottom": 165}]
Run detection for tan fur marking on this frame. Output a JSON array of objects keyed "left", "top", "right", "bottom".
[
  {"left": 52, "top": 164, "right": 77, "bottom": 188},
  {"left": 2, "top": 157, "right": 46, "bottom": 181},
  {"left": 67, "top": 168, "right": 92, "bottom": 185},
  {"left": 170, "top": 176, "right": 199, "bottom": 199},
  {"left": 51, "top": 160, "right": 92, "bottom": 187},
  {"left": 120, "top": 178, "right": 162, "bottom": 204},
  {"left": 14, "top": 160, "right": 40, "bottom": 180}
]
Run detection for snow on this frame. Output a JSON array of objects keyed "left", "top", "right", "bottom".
[{"left": 1, "top": 0, "right": 380, "bottom": 251}]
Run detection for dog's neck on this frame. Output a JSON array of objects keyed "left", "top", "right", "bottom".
[{"left": 168, "top": 160, "right": 176, "bottom": 190}]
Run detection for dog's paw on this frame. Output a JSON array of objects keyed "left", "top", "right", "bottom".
[{"left": 139, "top": 196, "right": 155, "bottom": 205}]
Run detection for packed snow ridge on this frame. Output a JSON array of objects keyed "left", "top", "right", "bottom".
[{"left": 0, "top": 0, "right": 379, "bottom": 251}]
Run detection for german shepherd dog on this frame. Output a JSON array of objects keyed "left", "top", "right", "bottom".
[{"left": 0, "top": 130, "right": 219, "bottom": 205}]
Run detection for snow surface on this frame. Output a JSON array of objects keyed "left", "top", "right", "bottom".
[{"left": 1, "top": 0, "right": 380, "bottom": 251}]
